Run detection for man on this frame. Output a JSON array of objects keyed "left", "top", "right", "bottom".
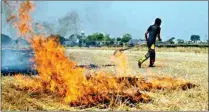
[{"left": 138, "top": 18, "right": 162, "bottom": 68}]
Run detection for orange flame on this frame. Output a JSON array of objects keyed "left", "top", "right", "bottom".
[
  {"left": 111, "top": 50, "right": 128, "bottom": 76},
  {"left": 12, "top": 1, "right": 34, "bottom": 37}
]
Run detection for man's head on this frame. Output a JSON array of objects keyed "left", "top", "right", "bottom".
[{"left": 154, "top": 18, "right": 162, "bottom": 26}]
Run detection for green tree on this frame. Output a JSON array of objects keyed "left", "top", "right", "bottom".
[
  {"left": 96, "top": 33, "right": 104, "bottom": 41},
  {"left": 104, "top": 34, "right": 111, "bottom": 41},
  {"left": 117, "top": 37, "right": 121, "bottom": 41},
  {"left": 109, "top": 38, "right": 115, "bottom": 45},
  {"left": 88, "top": 33, "right": 104, "bottom": 41},
  {"left": 121, "top": 33, "right": 132, "bottom": 43},
  {"left": 177, "top": 39, "right": 184, "bottom": 44},
  {"left": 84, "top": 35, "right": 93, "bottom": 43},
  {"left": 84, "top": 33, "right": 105, "bottom": 46},
  {"left": 190, "top": 35, "right": 200, "bottom": 43}
]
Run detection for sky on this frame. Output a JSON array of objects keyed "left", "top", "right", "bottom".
[{"left": 2, "top": 1, "right": 208, "bottom": 41}]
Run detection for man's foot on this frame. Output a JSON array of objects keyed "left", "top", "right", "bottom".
[
  {"left": 149, "top": 65, "right": 155, "bottom": 67},
  {"left": 138, "top": 61, "right": 142, "bottom": 68}
]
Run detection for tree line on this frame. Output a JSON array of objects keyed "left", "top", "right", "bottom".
[
  {"left": 176, "top": 35, "right": 202, "bottom": 44},
  {"left": 59, "top": 33, "right": 132, "bottom": 47}
]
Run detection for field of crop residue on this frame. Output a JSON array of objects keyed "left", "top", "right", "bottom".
[{"left": 2, "top": 48, "right": 208, "bottom": 111}]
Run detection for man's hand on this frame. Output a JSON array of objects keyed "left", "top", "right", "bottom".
[
  {"left": 158, "top": 38, "right": 162, "bottom": 42},
  {"left": 145, "top": 38, "right": 148, "bottom": 41}
]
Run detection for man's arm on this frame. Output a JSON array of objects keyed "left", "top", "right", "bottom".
[
  {"left": 145, "top": 31, "right": 149, "bottom": 41},
  {"left": 145, "top": 26, "right": 151, "bottom": 41},
  {"left": 157, "top": 28, "right": 162, "bottom": 41}
]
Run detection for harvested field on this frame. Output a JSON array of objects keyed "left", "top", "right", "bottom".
[{"left": 2, "top": 48, "right": 208, "bottom": 111}]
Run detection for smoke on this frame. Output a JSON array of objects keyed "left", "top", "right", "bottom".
[
  {"left": 1, "top": 49, "right": 35, "bottom": 75},
  {"left": 57, "top": 11, "right": 80, "bottom": 36},
  {"left": 1, "top": 1, "right": 35, "bottom": 74},
  {"left": 2, "top": 50, "right": 31, "bottom": 68},
  {"left": 39, "top": 11, "right": 81, "bottom": 37},
  {"left": 1, "top": 1, "right": 23, "bottom": 39}
]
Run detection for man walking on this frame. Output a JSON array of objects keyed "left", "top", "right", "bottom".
[{"left": 138, "top": 18, "right": 162, "bottom": 68}]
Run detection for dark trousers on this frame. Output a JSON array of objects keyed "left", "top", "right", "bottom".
[{"left": 138, "top": 42, "right": 155, "bottom": 66}]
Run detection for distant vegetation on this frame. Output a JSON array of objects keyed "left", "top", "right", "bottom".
[
  {"left": 60, "top": 32, "right": 208, "bottom": 48},
  {"left": 1, "top": 33, "right": 208, "bottom": 48}
]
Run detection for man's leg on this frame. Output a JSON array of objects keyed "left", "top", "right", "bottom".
[
  {"left": 149, "top": 44, "right": 155, "bottom": 67},
  {"left": 138, "top": 48, "right": 151, "bottom": 68}
]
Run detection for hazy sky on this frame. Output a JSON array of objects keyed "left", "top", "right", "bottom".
[{"left": 2, "top": 1, "right": 208, "bottom": 41}]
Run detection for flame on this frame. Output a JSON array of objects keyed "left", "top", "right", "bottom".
[
  {"left": 111, "top": 50, "right": 128, "bottom": 76},
  {"left": 30, "top": 35, "right": 87, "bottom": 102},
  {"left": 12, "top": 1, "right": 34, "bottom": 37},
  {"left": 5, "top": 0, "right": 196, "bottom": 107}
]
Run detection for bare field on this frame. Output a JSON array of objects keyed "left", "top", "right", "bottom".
[
  {"left": 67, "top": 46, "right": 208, "bottom": 53},
  {"left": 2, "top": 48, "right": 208, "bottom": 111}
]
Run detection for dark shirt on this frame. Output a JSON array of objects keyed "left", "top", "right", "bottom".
[{"left": 147, "top": 24, "right": 161, "bottom": 44}]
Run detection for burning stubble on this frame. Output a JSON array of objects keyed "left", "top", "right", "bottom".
[
  {"left": 3, "top": 0, "right": 196, "bottom": 108},
  {"left": 111, "top": 50, "right": 128, "bottom": 76}
]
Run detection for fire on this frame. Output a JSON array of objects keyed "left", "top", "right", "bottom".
[
  {"left": 111, "top": 50, "right": 128, "bottom": 76},
  {"left": 30, "top": 35, "right": 87, "bottom": 102},
  {"left": 12, "top": 1, "right": 34, "bottom": 38},
  {"left": 5, "top": 0, "right": 196, "bottom": 107}
]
